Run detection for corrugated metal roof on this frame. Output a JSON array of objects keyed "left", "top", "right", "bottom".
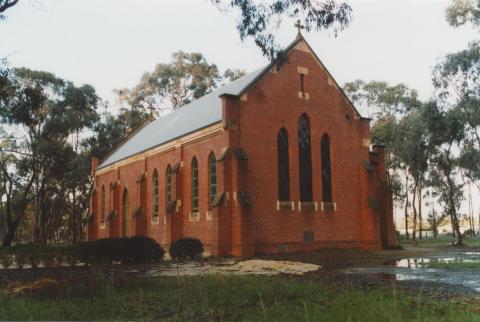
[{"left": 98, "top": 66, "right": 268, "bottom": 169}]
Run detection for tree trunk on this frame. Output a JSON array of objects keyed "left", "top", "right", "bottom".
[
  {"left": 2, "top": 216, "right": 21, "bottom": 247},
  {"left": 450, "top": 212, "right": 456, "bottom": 238},
  {"left": 404, "top": 173, "right": 410, "bottom": 239},
  {"left": 418, "top": 183, "right": 423, "bottom": 239},
  {"left": 470, "top": 188, "right": 476, "bottom": 236},
  {"left": 412, "top": 182, "right": 418, "bottom": 241},
  {"left": 446, "top": 172, "right": 462, "bottom": 245}
]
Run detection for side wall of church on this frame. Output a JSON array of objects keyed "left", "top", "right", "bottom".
[{"left": 91, "top": 129, "right": 230, "bottom": 254}]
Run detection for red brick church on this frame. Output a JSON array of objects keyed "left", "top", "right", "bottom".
[{"left": 87, "top": 34, "right": 396, "bottom": 257}]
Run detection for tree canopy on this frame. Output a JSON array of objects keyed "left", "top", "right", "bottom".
[{"left": 211, "top": 0, "right": 352, "bottom": 59}]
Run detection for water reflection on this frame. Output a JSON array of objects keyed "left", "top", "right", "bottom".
[{"left": 347, "top": 253, "right": 480, "bottom": 294}]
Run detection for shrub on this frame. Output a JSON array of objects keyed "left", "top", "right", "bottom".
[
  {"left": 124, "top": 236, "right": 165, "bottom": 264},
  {"left": 0, "top": 237, "right": 165, "bottom": 269},
  {"left": 41, "top": 249, "right": 57, "bottom": 268},
  {"left": 14, "top": 251, "right": 28, "bottom": 269},
  {"left": 169, "top": 238, "right": 204, "bottom": 260},
  {"left": 0, "top": 252, "right": 12, "bottom": 269},
  {"left": 77, "top": 237, "right": 164, "bottom": 265}
]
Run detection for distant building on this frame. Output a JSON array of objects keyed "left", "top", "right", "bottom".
[{"left": 87, "top": 35, "right": 396, "bottom": 257}]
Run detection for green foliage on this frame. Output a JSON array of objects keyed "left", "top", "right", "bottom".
[
  {"left": 78, "top": 237, "right": 165, "bottom": 264},
  {"left": 0, "top": 0, "right": 18, "bottom": 20},
  {"left": 0, "top": 66, "right": 99, "bottom": 246},
  {"left": 213, "top": 0, "right": 352, "bottom": 59},
  {"left": 344, "top": 79, "right": 421, "bottom": 119},
  {"left": 0, "top": 237, "right": 165, "bottom": 268},
  {"left": 85, "top": 113, "right": 133, "bottom": 160},
  {"left": 446, "top": 0, "right": 480, "bottom": 28},
  {"left": 223, "top": 68, "right": 246, "bottom": 82},
  {"left": 169, "top": 238, "right": 204, "bottom": 260},
  {"left": 116, "top": 51, "right": 241, "bottom": 113}
]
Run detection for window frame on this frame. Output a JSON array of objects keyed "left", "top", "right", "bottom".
[
  {"left": 298, "top": 114, "right": 313, "bottom": 202},
  {"left": 166, "top": 165, "right": 173, "bottom": 204},
  {"left": 277, "top": 128, "right": 290, "bottom": 201},
  {"left": 209, "top": 153, "right": 217, "bottom": 206},
  {"left": 192, "top": 158, "right": 199, "bottom": 210},
  {"left": 101, "top": 185, "right": 106, "bottom": 223},
  {"left": 153, "top": 169, "right": 159, "bottom": 217},
  {"left": 321, "top": 133, "right": 333, "bottom": 202},
  {"left": 122, "top": 188, "right": 129, "bottom": 236}
]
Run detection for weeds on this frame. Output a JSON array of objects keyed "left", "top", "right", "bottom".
[{"left": 0, "top": 274, "right": 478, "bottom": 321}]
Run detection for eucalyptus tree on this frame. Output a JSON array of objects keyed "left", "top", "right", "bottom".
[
  {"left": 396, "top": 106, "right": 432, "bottom": 240},
  {"left": 446, "top": 0, "right": 480, "bottom": 28},
  {"left": 0, "top": 0, "right": 18, "bottom": 19},
  {"left": 343, "top": 80, "right": 421, "bottom": 119},
  {"left": 344, "top": 80, "right": 422, "bottom": 239},
  {"left": 223, "top": 69, "right": 247, "bottom": 82},
  {"left": 116, "top": 51, "right": 222, "bottom": 118},
  {"left": 433, "top": 41, "right": 480, "bottom": 215},
  {"left": 424, "top": 103, "right": 466, "bottom": 245},
  {"left": 212, "top": 0, "right": 352, "bottom": 59},
  {"left": 0, "top": 67, "right": 99, "bottom": 245}
]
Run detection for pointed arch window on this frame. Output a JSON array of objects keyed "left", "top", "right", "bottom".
[
  {"left": 209, "top": 153, "right": 217, "bottom": 205},
  {"left": 101, "top": 185, "right": 106, "bottom": 223},
  {"left": 192, "top": 158, "right": 199, "bottom": 210},
  {"left": 153, "top": 170, "right": 159, "bottom": 217},
  {"left": 122, "top": 189, "right": 129, "bottom": 236},
  {"left": 298, "top": 114, "right": 313, "bottom": 202},
  {"left": 277, "top": 128, "right": 290, "bottom": 201},
  {"left": 321, "top": 133, "right": 333, "bottom": 202},
  {"left": 166, "top": 165, "right": 173, "bottom": 204}
]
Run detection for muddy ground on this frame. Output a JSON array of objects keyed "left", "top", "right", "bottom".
[{"left": 2, "top": 239, "right": 480, "bottom": 300}]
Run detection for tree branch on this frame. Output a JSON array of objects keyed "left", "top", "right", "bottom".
[{"left": 0, "top": 0, "right": 19, "bottom": 13}]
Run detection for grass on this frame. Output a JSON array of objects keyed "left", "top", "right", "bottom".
[
  {"left": 399, "top": 236, "right": 480, "bottom": 249},
  {"left": 0, "top": 273, "right": 479, "bottom": 321},
  {"left": 420, "top": 258, "right": 480, "bottom": 269}
]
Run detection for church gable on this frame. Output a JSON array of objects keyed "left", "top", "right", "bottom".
[{"left": 238, "top": 36, "right": 362, "bottom": 120}]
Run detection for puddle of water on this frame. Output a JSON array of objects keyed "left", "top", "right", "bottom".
[
  {"left": 348, "top": 252, "right": 480, "bottom": 294},
  {"left": 394, "top": 257, "right": 480, "bottom": 268}
]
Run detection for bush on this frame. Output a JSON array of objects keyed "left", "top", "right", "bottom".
[
  {"left": 169, "top": 238, "right": 204, "bottom": 260},
  {"left": 124, "top": 236, "right": 165, "bottom": 264},
  {"left": 76, "top": 237, "right": 164, "bottom": 265},
  {"left": 0, "top": 237, "right": 165, "bottom": 269},
  {"left": 0, "top": 252, "right": 12, "bottom": 269},
  {"left": 14, "top": 251, "right": 28, "bottom": 269}
]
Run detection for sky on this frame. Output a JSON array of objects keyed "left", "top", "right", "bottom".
[
  {"left": 1, "top": 0, "right": 478, "bottom": 107},
  {"left": 1, "top": 0, "right": 480, "bottom": 226}
]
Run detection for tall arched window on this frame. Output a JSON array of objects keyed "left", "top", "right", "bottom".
[
  {"left": 192, "top": 158, "right": 199, "bottom": 210},
  {"left": 298, "top": 114, "right": 313, "bottom": 202},
  {"left": 209, "top": 153, "right": 217, "bottom": 205},
  {"left": 166, "top": 165, "right": 173, "bottom": 204},
  {"left": 277, "top": 128, "right": 290, "bottom": 201},
  {"left": 321, "top": 133, "right": 333, "bottom": 202},
  {"left": 101, "top": 185, "right": 106, "bottom": 223},
  {"left": 153, "top": 170, "right": 159, "bottom": 217},
  {"left": 122, "top": 189, "right": 129, "bottom": 236}
]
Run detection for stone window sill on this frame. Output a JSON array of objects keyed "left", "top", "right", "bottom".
[
  {"left": 189, "top": 211, "right": 200, "bottom": 222},
  {"left": 206, "top": 211, "right": 213, "bottom": 221},
  {"left": 321, "top": 202, "right": 337, "bottom": 212},
  {"left": 276, "top": 200, "right": 295, "bottom": 211},
  {"left": 298, "top": 201, "right": 318, "bottom": 211}
]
